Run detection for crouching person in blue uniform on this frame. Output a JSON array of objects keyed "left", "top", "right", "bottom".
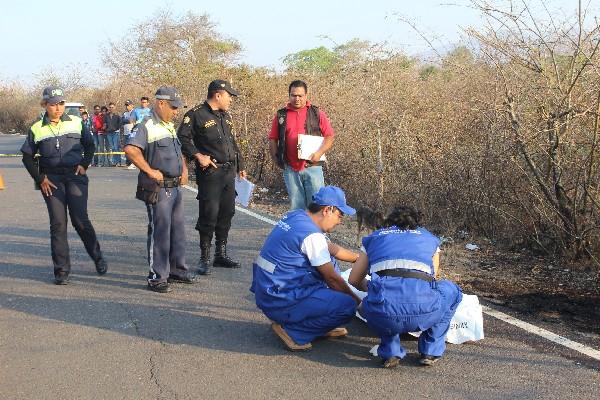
[
  {"left": 349, "top": 205, "right": 462, "bottom": 368},
  {"left": 251, "top": 186, "right": 362, "bottom": 351},
  {"left": 124, "top": 87, "right": 197, "bottom": 293}
]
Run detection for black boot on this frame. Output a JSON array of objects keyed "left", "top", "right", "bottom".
[
  {"left": 197, "top": 235, "right": 212, "bottom": 275},
  {"left": 213, "top": 240, "right": 240, "bottom": 268}
]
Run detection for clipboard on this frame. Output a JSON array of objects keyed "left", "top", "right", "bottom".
[{"left": 297, "top": 134, "right": 326, "bottom": 161}]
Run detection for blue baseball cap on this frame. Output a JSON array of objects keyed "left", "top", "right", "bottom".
[
  {"left": 312, "top": 186, "right": 356, "bottom": 216},
  {"left": 42, "top": 86, "right": 65, "bottom": 104},
  {"left": 155, "top": 86, "right": 184, "bottom": 108}
]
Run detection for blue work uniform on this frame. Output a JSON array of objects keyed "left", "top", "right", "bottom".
[
  {"left": 361, "top": 226, "right": 462, "bottom": 360},
  {"left": 126, "top": 111, "right": 189, "bottom": 284},
  {"left": 20, "top": 113, "right": 103, "bottom": 278},
  {"left": 250, "top": 209, "right": 356, "bottom": 345}
]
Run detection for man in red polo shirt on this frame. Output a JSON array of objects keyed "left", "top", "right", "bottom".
[{"left": 268, "top": 80, "right": 335, "bottom": 210}]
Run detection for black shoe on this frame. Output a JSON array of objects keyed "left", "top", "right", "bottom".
[
  {"left": 167, "top": 273, "right": 198, "bottom": 284},
  {"left": 147, "top": 282, "right": 172, "bottom": 293},
  {"left": 419, "top": 354, "right": 440, "bottom": 366},
  {"left": 54, "top": 273, "right": 70, "bottom": 285},
  {"left": 213, "top": 241, "right": 240, "bottom": 268},
  {"left": 95, "top": 257, "right": 108, "bottom": 275},
  {"left": 197, "top": 237, "right": 212, "bottom": 275}
]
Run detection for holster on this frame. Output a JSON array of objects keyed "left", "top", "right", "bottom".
[{"left": 135, "top": 173, "right": 160, "bottom": 205}]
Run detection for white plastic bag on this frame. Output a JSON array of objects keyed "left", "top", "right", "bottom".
[{"left": 445, "top": 294, "right": 485, "bottom": 344}]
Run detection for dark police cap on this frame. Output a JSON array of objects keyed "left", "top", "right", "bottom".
[
  {"left": 208, "top": 80, "right": 240, "bottom": 96},
  {"left": 42, "top": 86, "right": 65, "bottom": 104},
  {"left": 124, "top": 99, "right": 133, "bottom": 106},
  {"left": 155, "top": 86, "right": 183, "bottom": 108}
]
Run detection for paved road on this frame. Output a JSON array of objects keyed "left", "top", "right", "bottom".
[{"left": 0, "top": 134, "right": 598, "bottom": 399}]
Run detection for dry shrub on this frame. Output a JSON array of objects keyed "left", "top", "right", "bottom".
[{"left": 6, "top": 5, "right": 599, "bottom": 266}]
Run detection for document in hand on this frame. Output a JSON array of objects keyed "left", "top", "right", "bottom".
[
  {"left": 235, "top": 177, "right": 255, "bottom": 207},
  {"left": 297, "top": 134, "right": 326, "bottom": 161}
]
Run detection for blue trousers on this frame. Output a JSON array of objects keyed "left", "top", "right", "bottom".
[
  {"left": 283, "top": 165, "right": 324, "bottom": 210},
  {"left": 364, "top": 279, "right": 462, "bottom": 360},
  {"left": 106, "top": 131, "right": 121, "bottom": 165},
  {"left": 263, "top": 287, "right": 356, "bottom": 345},
  {"left": 146, "top": 187, "right": 189, "bottom": 284},
  {"left": 42, "top": 173, "right": 102, "bottom": 276}
]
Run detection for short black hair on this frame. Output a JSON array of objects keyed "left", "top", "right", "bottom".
[
  {"left": 383, "top": 206, "right": 421, "bottom": 230},
  {"left": 307, "top": 202, "right": 327, "bottom": 213},
  {"left": 140, "top": 96, "right": 149, "bottom": 101},
  {"left": 108, "top": 102, "right": 115, "bottom": 107},
  {"left": 93, "top": 105, "right": 100, "bottom": 109},
  {"left": 207, "top": 89, "right": 220, "bottom": 99},
  {"left": 288, "top": 80, "right": 308, "bottom": 95},
  {"left": 81, "top": 111, "right": 88, "bottom": 116}
]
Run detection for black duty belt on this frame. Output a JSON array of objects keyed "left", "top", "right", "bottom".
[
  {"left": 305, "top": 161, "right": 325, "bottom": 167},
  {"left": 40, "top": 166, "right": 77, "bottom": 175},
  {"left": 161, "top": 177, "right": 181, "bottom": 188},
  {"left": 376, "top": 269, "right": 434, "bottom": 282}
]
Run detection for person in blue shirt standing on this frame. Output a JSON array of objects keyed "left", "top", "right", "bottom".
[
  {"left": 348, "top": 205, "right": 462, "bottom": 368},
  {"left": 129, "top": 96, "right": 152, "bottom": 124},
  {"left": 251, "top": 185, "right": 361, "bottom": 351}
]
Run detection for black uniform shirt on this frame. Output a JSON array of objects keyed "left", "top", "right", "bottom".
[{"left": 177, "top": 101, "right": 244, "bottom": 171}]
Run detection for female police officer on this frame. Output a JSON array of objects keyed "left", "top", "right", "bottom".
[
  {"left": 348, "top": 206, "right": 462, "bottom": 368},
  {"left": 21, "top": 87, "right": 107, "bottom": 285}
]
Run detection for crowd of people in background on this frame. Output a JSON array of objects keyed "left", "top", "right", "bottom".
[{"left": 78, "top": 97, "right": 153, "bottom": 169}]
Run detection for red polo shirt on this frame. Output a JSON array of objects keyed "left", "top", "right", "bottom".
[{"left": 269, "top": 101, "right": 334, "bottom": 172}]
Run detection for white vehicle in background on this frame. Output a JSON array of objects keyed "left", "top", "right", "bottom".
[{"left": 64, "top": 102, "right": 85, "bottom": 117}]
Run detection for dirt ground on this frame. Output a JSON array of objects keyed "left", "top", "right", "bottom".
[{"left": 248, "top": 186, "right": 600, "bottom": 337}]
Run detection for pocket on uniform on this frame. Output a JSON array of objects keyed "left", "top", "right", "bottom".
[{"left": 66, "top": 133, "right": 82, "bottom": 152}]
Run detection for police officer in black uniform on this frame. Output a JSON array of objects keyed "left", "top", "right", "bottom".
[
  {"left": 21, "top": 87, "right": 107, "bottom": 285},
  {"left": 125, "top": 86, "right": 197, "bottom": 293},
  {"left": 177, "top": 80, "right": 246, "bottom": 275}
]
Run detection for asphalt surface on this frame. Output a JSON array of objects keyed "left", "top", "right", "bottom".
[{"left": 0, "top": 134, "right": 599, "bottom": 400}]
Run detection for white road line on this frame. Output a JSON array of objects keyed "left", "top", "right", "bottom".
[
  {"left": 182, "top": 184, "right": 600, "bottom": 361},
  {"left": 183, "top": 185, "right": 278, "bottom": 225},
  {"left": 482, "top": 306, "right": 600, "bottom": 360}
]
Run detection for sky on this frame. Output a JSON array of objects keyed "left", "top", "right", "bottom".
[{"left": 0, "top": 0, "right": 591, "bottom": 85}]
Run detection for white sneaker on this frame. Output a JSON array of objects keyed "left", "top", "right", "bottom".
[{"left": 127, "top": 164, "right": 137, "bottom": 170}]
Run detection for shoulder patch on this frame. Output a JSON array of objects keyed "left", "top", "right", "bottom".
[
  {"left": 183, "top": 116, "right": 190, "bottom": 124},
  {"left": 278, "top": 116, "right": 284, "bottom": 125}
]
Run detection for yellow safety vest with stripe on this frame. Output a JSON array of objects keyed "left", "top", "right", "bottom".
[
  {"left": 135, "top": 115, "right": 183, "bottom": 178},
  {"left": 28, "top": 115, "right": 87, "bottom": 168}
]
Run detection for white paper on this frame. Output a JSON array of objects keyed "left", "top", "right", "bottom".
[
  {"left": 297, "top": 134, "right": 326, "bottom": 161},
  {"left": 235, "top": 177, "right": 255, "bottom": 207}
]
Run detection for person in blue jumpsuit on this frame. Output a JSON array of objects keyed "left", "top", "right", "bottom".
[
  {"left": 124, "top": 87, "right": 197, "bottom": 293},
  {"left": 21, "top": 87, "right": 107, "bottom": 285},
  {"left": 251, "top": 186, "right": 361, "bottom": 351},
  {"left": 349, "top": 205, "right": 462, "bottom": 368}
]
